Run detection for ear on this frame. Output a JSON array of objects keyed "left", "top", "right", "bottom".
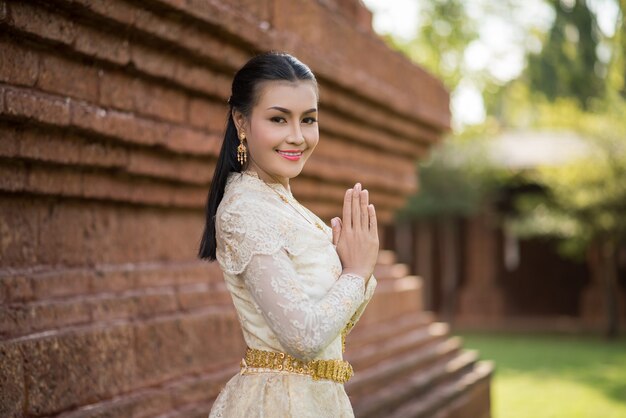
[{"left": 232, "top": 108, "right": 247, "bottom": 137}]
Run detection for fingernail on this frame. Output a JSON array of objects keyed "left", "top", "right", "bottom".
[
  {"left": 331, "top": 218, "right": 337, "bottom": 227},
  {"left": 355, "top": 183, "right": 361, "bottom": 191}
]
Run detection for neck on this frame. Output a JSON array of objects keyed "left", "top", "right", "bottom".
[{"left": 246, "top": 165, "right": 290, "bottom": 192}]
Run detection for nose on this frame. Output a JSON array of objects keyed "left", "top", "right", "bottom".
[{"left": 286, "top": 123, "right": 305, "bottom": 145}]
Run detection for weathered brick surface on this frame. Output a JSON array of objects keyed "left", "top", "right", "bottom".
[
  {"left": 4, "top": 88, "right": 71, "bottom": 125},
  {"left": 21, "top": 326, "right": 136, "bottom": 416},
  {"left": 0, "top": 341, "right": 24, "bottom": 417},
  {"left": 38, "top": 53, "right": 100, "bottom": 103},
  {"left": 0, "top": 0, "right": 474, "bottom": 417},
  {"left": 0, "top": 37, "right": 39, "bottom": 86}
]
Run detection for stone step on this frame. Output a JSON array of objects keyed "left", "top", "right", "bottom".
[
  {"left": 347, "top": 322, "right": 450, "bottom": 371},
  {"left": 357, "top": 276, "right": 423, "bottom": 326},
  {"left": 346, "top": 336, "right": 462, "bottom": 399},
  {"left": 352, "top": 350, "right": 480, "bottom": 418},
  {"left": 384, "top": 361, "right": 495, "bottom": 418},
  {"left": 373, "top": 262, "right": 411, "bottom": 281},
  {"left": 376, "top": 250, "right": 397, "bottom": 266},
  {"left": 348, "top": 311, "right": 436, "bottom": 348}
]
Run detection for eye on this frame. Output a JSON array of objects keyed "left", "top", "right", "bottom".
[
  {"left": 302, "top": 117, "right": 317, "bottom": 124},
  {"left": 270, "top": 116, "right": 287, "bottom": 123}
]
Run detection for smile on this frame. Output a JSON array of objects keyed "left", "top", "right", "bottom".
[{"left": 276, "top": 150, "right": 303, "bottom": 161}]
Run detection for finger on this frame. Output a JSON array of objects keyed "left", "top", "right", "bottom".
[
  {"left": 368, "top": 204, "right": 378, "bottom": 235},
  {"left": 360, "top": 189, "right": 369, "bottom": 230},
  {"left": 343, "top": 189, "right": 353, "bottom": 230},
  {"left": 352, "top": 183, "right": 361, "bottom": 229},
  {"left": 331, "top": 217, "right": 341, "bottom": 246}
]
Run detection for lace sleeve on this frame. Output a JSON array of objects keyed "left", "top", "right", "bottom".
[
  {"left": 343, "top": 274, "right": 377, "bottom": 339},
  {"left": 241, "top": 250, "right": 366, "bottom": 361},
  {"left": 216, "top": 193, "right": 306, "bottom": 276}
]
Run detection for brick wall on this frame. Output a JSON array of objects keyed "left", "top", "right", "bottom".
[{"left": 0, "top": 0, "right": 450, "bottom": 416}]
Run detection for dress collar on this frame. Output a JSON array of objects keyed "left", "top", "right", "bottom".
[{"left": 240, "top": 170, "right": 294, "bottom": 199}]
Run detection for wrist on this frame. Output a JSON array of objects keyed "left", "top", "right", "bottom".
[{"left": 341, "top": 268, "right": 370, "bottom": 281}]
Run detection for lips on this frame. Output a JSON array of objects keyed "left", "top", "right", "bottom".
[{"left": 276, "top": 150, "right": 303, "bottom": 161}]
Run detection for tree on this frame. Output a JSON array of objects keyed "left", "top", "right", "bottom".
[
  {"left": 527, "top": 0, "right": 605, "bottom": 109},
  {"left": 384, "top": 0, "right": 478, "bottom": 92},
  {"left": 508, "top": 102, "right": 626, "bottom": 338}
]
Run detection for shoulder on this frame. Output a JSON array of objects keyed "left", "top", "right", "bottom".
[{"left": 216, "top": 173, "right": 283, "bottom": 232}]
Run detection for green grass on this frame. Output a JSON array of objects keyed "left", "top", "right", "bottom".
[{"left": 455, "top": 332, "right": 626, "bottom": 418}]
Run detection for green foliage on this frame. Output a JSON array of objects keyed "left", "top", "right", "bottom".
[
  {"left": 396, "top": 136, "right": 512, "bottom": 220},
  {"left": 507, "top": 101, "right": 626, "bottom": 258},
  {"left": 388, "top": 0, "right": 478, "bottom": 91},
  {"left": 527, "top": 0, "right": 605, "bottom": 108}
]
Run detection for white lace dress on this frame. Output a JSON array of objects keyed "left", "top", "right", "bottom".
[{"left": 208, "top": 171, "right": 377, "bottom": 418}]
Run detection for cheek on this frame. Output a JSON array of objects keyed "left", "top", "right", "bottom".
[
  {"left": 306, "top": 127, "right": 319, "bottom": 149},
  {"left": 252, "top": 121, "right": 282, "bottom": 147}
]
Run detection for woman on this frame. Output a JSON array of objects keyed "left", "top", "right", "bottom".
[{"left": 198, "top": 52, "right": 379, "bottom": 418}]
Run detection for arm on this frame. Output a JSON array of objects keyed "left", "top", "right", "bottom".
[{"left": 241, "top": 249, "right": 366, "bottom": 361}]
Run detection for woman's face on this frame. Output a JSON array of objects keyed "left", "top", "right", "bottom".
[{"left": 235, "top": 80, "right": 319, "bottom": 188}]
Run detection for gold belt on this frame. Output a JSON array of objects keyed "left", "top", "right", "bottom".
[{"left": 240, "top": 347, "right": 353, "bottom": 384}]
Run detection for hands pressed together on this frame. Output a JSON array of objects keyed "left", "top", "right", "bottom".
[{"left": 331, "top": 182, "right": 379, "bottom": 285}]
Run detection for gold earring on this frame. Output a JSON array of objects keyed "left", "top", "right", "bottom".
[{"left": 237, "top": 132, "right": 247, "bottom": 165}]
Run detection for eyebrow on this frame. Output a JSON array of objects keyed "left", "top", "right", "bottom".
[{"left": 267, "top": 106, "right": 317, "bottom": 114}]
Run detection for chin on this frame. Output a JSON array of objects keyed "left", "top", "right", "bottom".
[{"left": 283, "top": 166, "right": 304, "bottom": 179}]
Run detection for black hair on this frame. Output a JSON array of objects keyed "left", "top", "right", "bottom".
[{"left": 198, "top": 52, "right": 318, "bottom": 261}]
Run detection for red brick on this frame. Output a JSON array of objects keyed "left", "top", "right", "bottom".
[
  {"left": 8, "top": 1, "right": 76, "bottom": 45},
  {"left": 188, "top": 97, "right": 228, "bottom": 132},
  {"left": 31, "top": 268, "right": 91, "bottom": 300},
  {"left": 168, "top": 376, "right": 216, "bottom": 407},
  {"left": 17, "top": 128, "right": 82, "bottom": 165},
  {"left": 91, "top": 269, "right": 134, "bottom": 293},
  {"left": 134, "top": 318, "right": 189, "bottom": 385},
  {"left": 21, "top": 325, "right": 135, "bottom": 415},
  {"left": 130, "top": 43, "right": 177, "bottom": 80},
  {"left": 78, "top": 171, "right": 130, "bottom": 201},
  {"left": 133, "top": 7, "right": 184, "bottom": 42},
  {"left": 173, "top": 61, "right": 217, "bottom": 95},
  {"left": 35, "top": 199, "right": 101, "bottom": 266},
  {"left": 78, "top": 136, "right": 129, "bottom": 169},
  {"left": 89, "top": 295, "right": 138, "bottom": 322},
  {"left": 38, "top": 53, "right": 99, "bottom": 102},
  {"left": 4, "top": 88, "right": 71, "bottom": 126},
  {"left": 0, "top": 38, "right": 39, "bottom": 86},
  {"left": 0, "top": 192, "right": 37, "bottom": 266},
  {"left": 0, "top": 125, "right": 19, "bottom": 158},
  {"left": 74, "top": 25, "right": 130, "bottom": 65},
  {"left": 101, "top": 110, "right": 162, "bottom": 146},
  {"left": 26, "top": 165, "right": 83, "bottom": 197},
  {"left": 134, "top": 289, "right": 179, "bottom": 317},
  {"left": 127, "top": 151, "right": 209, "bottom": 184},
  {"left": 177, "top": 283, "right": 211, "bottom": 310},
  {"left": 99, "top": 70, "right": 135, "bottom": 110},
  {"left": 69, "top": 0, "right": 136, "bottom": 27},
  {"left": 103, "top": 71, "right": 188, "bottom": 126},
  {"left": 164, "top": 125, "right": 218, "bottom": 156},
  {"left": 0, "top": 341, "right": 24, "bottom": 418},
  {"left": 72, "top": 102, "right": 168, "bottom": 147},
  {"left": 20, "top": 300, "right": 91, "bottom": 335},
  {"left": 58, "top": 390, "right": 173, "bottom": 418},
  {"left": 2, "top": 275, "right": 34, "bottom": 302},
  {"left": 128, "top": 177, "right": 176, "bottom": 206},
  {"left": 133, "top": 78, "right": 187, "bottom": 123}
]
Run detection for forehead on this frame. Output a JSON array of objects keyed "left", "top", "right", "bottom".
[{"left": 254, "top": 81, "right": 318, "bottom": 110}]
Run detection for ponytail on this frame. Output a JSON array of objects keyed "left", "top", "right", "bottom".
[{"left": 197, "top": 113, "right": 244, "bottom": 260}]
